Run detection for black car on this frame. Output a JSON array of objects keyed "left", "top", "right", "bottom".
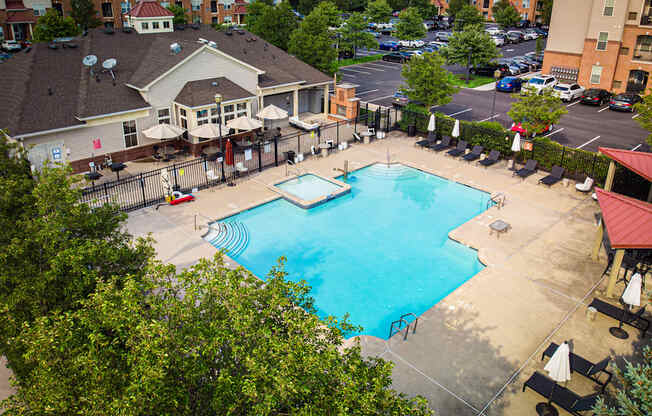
[
  {"left": 338, "top": 49, "right": 354, "bottom": 59},
  {"left": 580, "top": 88, "right": 611, "bottom": 105},
  {"left": 382, "top": 52, "right": 406, "bottom": 63},
  {"left": 506, "top": 32, "right": 522, "bottom": 43},
  {"left": 470, "top": 62, "right": 511, "bottom": 78},
  {"left": 609, "top": 93, "right": 642, "bottom": 112}
]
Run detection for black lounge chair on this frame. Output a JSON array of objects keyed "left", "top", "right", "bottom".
[
  {"left": 513, "top": 159, "right": 537, "bottom": 178},
  {"left": 541, "top": 343, "right": 612, "bottom": 390},
  {"left": 523, "top": 372, "right": 599, "bottom": 416},
  {"left": 588, "top": 298, "right": 649, "bottom": 335},
  {"left": 479, "top": 150, "right": 500, "bottom": 167},
  {"left": 416, "top": 131, "right": 437, "bottom": 147},
  {"left": 447, "top": 140, "right": 468, "bottom": 157},
  {"left": 428, "top": 136, "right": 452, "bottom": 151},
  {"left": 463, "top": 145, "right": 484, "bottom": 162},
  {"left": 539, "top": 166, "right": 565, "bottom": 186}
]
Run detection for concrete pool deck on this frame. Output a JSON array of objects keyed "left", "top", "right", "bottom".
[{"left": 123, "top": 131, "right": 650, "bottom": 416}]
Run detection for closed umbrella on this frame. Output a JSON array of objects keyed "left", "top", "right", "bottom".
[
  {"left": 160, "top": 168, "right": 172, "bottom": 198},
  {"left": 610, "top": 273, "right": 642, "bottom": 339},
  {"left": 227, "top": 116, "right": 263, "bottom": 131},
  {"left": 225, "top": 139, "right": 234, "bottom": 166},
  {"left": 451, "top": 119, "right": 460, "bottom": 138},
  {"left": 510, "top": 132, "right": 521, "bottom": 170},
  {"left": 427, "top": 113, "right": 436, "bottom": 141},
  {"left": 142, "top": 123, "right": 185, "bottom": 140},
  {"left": 537, "top": 341, "right": 571, "bottom": 416}
]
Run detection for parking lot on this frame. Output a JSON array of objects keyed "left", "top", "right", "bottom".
[{"left": 338, "top": 38, "right": 649, "bottom": 152}]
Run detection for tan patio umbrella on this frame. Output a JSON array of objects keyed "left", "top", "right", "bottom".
[
  {"left": 257, "top": 104, "right": 288, "bottom": 120},
  {"left": 189, "top": 123, "right": 223, "bottom": 139},
  {"left": 226, "top": 115, "right": 263, "bottom": 132},
  {"left": 142, "top": 123, "right": 185, "bottom": 140}
]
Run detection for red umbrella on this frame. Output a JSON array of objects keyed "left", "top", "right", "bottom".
[{"left": 225, "top": 139, "right": 234, "bottom": 166}]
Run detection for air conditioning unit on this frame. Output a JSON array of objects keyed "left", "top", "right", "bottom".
[
  {"left": 208, "top": 41, "right": 217, "bottom": 48},
  {"left": 170, "top": 43, "right": 182, "bottom": 54}
]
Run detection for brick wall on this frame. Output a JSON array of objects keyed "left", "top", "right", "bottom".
[{"left": 577, "top": 39, "right": 620, "bottom": 91}]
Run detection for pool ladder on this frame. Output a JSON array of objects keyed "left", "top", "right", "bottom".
[
  {"left": 286, "top": 158, "right": 305, "bottom": 177},
  {"left": 487, "top": 192, "right": 506, "bottom": 210},
  {"left": 388, "top": 313, "right": 419, "bottom": 340}
]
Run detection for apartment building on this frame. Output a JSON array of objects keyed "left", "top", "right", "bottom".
[
  {"left": 542, "top": 0, "right": 652, "bottom": 94},
  {"left": 0, "top": 0, "right": 247, "bottom": 40},
  {"left": 436, "top": 0, "right": 544, "bottom": 24}
]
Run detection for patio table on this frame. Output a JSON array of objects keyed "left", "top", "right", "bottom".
[
  {"left": 489, "top": 219, "right": 511, "bottom": 238},
  {"left": 85, "top": 171, "right": 102, "bottom": 186},
  {"left": 109, "top": 162, "right": 126, "bottom": 180}
]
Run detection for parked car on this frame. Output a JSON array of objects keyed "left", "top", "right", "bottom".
[
  {"left": 1, "top": 40, "right": 21, "bottom": 52},
  {"left": 420, "top": 47, "right": 437, "bottom": 53},
  {"left": 428, "top": 40, "right": 447, "bottom": 49},
  {"left": 496, "top": 76, "right": 523, "bottom": 92},
  {"left": 398, "top": 39, "right": 425, "bottom": 48},
  {"left": 485, "top": 27, "right": 502, "bottom": 35},
  {"left": 379, "top": 41, "right": 401, "bottom": 51},
  {"left": 523, "top": 29, "right": 539, "bottom": 40},
  {"left": 580, "top": 88, "right": 611, "bottom": 105},
  {"left": 363, "top": 29, "right": 381, "bottom": 38},
  {"left": 392, "top": 91, "right": 409, "bottom": 106},
  {"left": 516, "top": 19, "right": 530, "bottom": 28},
  {"left": 511, "top": 121, "right": 553, "bottom": 137},
  {"left": 423, "top": 20, "right": 436, "bottom": 31},
  {"left": 498, "top": 58, "right": 522, "bottom": 75},
  {"left": 513, "top": 56, "right": 541, "bottom": 71},
  {"left": 470, "top": 62, "right": 511, "bottom": 77},
  {"left": 553, "top": 83, "right": 585, "bottom": 102},
  {"left": 491, "top": 35, "right": 505, "bottom": 47},
  {"left": 434, "top": 31, "right": 452, "bottom": 42},
  {"left": 382, "top": 52, "right": 407, "bottom": 63},
  {"left": 526, "top": 75, "right": 557, "bottom": 94},
  {"left": 506, "top": 32, "right": 522, "bottom": 44},
  {"left": 338, "top": 49, "right": 354, "bottom": 59},
  {"left": 507, "top": 59, "right": 530, "bottom": 73},
  {"left": 507, "top": 30, "right": 525, "bottom": 42},
  {"left": 0, "top": 52, "right": 11, "bottom": 62},
  {"left": 534, "top": 27, "right": 548, "bottom": 37},
  {"left": 609, "top": 93, "right": 642, "bottom": 112}
]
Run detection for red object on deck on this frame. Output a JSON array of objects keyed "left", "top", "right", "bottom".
[
  {"left": 595, "top": 188, "right": 652, "bottom": 249},
  {"left": 169, "top": 194, "right": 194, "bottom": 205},
  {"left": 225, "top": 139, "right": 234, "bottom": 166}
]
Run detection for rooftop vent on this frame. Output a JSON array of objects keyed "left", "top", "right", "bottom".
[
  {"left": 211, "top": 81, "right": 218, "bottom": 87},
  {"left": 208, "top": 41, "right": 217, "bottom": 48},
  {"left": 170, "top": 42, "right": 182, "bottom": 54},
  {"left": 198, "top": 37, "right": 208, "bottom": 44}
]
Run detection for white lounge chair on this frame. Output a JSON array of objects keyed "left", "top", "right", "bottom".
[
  {"left": 235, "top": 162, "right": 248, "bottom": 178},
  {"left": 353, "top": 132, "right": 362, "bottom": 142},
  {"left": 295, "top": 153, "right": 304, "bottom": 163},
  {"left": 206, "top": 169, "right": 220, "bottom": 181},
  {"left": 576, "top": 177, "right": 594, "bottom": 192}
]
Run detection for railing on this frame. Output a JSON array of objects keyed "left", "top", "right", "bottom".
[{"left": 388, "top": 312, "right": 419, "bottom": 340}]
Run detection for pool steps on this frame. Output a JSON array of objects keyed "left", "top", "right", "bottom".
[{"left": 204, "top": 220, "right": 249, "bottom": 258}]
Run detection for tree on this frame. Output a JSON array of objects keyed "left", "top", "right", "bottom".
[
  {"left": 32, "top": 9, "right": 79, "bottom": 42},
  {"left": 387, "top": 0, "right": 408, "bottom": 11},
  {"left": 0, "top": 157, "right": 154, "bottom": 380},
  {"left": 247, "top": 1, "right": 298, "bottom": 51},
  {"left": 440, "top": 23, "right": 499, "bottom": 82},
  {"left": 288, "top": 2, "right": 338, "bottom": 74},
  {"left": 333, "top": 0, "right": 366, "bottom": 12},
  {"left": 491, "top": 1, "right": 520, "bottom": 29},
  {"left": 540, "top": 0, "right": 553, "bottom": 25},
  {"left": 296, "top": 0, "right": 320, "bottom": 16},
  {"left": 395, "top": 7, "right": 425, "bottom": 41},
  {"left": 166, "top": 4, "right": 187, "bottom": 25},
  {"left": 401, "top": 52, "right": 459, "bottom": 109},
  {"left": 2, "top": 257, "right": 434, "bottom": 415},
  {"left": 453, "top": 4, "right": 482, "bottom": 30},
  {"left": 365, "top": 0, "right": 392, "bottom": 23},
  {"left": 314, "top": 0, "right": 342, "bottom": 27},
  {"left": 593, "top": 346, "right": 651, "bottom": 416},
  {"left": 633, "top": 93, "right": 652, "bottom": 148},
  {"left": 535, "top": 36, "right": 544, "bottom": 55},
  {"left": 446, "top": 0, "right": 468, "bottom": 20},
  {"left": 338, "top": 12, "right": 378, "bottom": 57},
  {"left": 70, "top": 0, "right": 100, "bottom": 30},
  {"left": 507, "top": 88, "right": 567, "bottom": 137}
]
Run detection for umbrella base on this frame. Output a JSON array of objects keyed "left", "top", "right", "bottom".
[
  {"left": 536, "top": 403, "right": 558, "bottom": 416},
  {"left": 609, "top": 326, "right": 629, "bottom": 339}
]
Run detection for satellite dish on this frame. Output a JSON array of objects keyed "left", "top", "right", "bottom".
[
  {"left": 102, "top": 58, "right": 117, "bottom": 69},
  {"left": 82, "top": 55, "right": 97, "bottom": 66}
]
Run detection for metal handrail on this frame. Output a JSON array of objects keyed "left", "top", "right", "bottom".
[
  {"left": 400, "top": 313, "right": 419, "bottom": 335},
  {"left": 389, "top": 318, "right": 410, "bottom": 340}
]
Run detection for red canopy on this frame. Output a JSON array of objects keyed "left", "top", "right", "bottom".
[
  {"left": 599, "top": 147, "right": 652, "bottom": 182},
  {"left": 595, "top": 187, "right": 652, "bottom": 249}
]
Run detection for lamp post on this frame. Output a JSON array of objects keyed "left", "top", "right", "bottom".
[
  {"left": 491, "top": 68, "right": 502, "bottom": 124},
  {"left": 215, "top": 93, "right": 225, "bottom": 182}
]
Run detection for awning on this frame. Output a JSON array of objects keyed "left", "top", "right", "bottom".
[
  {"left": 599, "top": 147, "right": 652, "bottom": 182},
  {"left": 6, "top": 10, "right": 35, "bottom": 23},
  {"left": 595, "top": 187, "right": 652, "bottom": 249}
]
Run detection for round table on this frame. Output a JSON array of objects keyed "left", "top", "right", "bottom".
[
  {"left": 202, "top": 146, "right": 221, "bottom": 156},
  {"left": 85, "top": 171, "right": 102, "bottom": 185},
  {"left": 110, "top": 162, "right": 126, "bottom": 180}
]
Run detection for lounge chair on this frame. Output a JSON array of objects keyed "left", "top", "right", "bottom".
[
  {"left": 541, "top": 343, "right": 612, "bottom": 390},
  {"left": 539, "top": 166, "right": 565, "bottom": 186},
  {"left": 428, "top": 136, "right": 452, "bottom": 151},
  {"left": 311, "top": 145, "right": 321, "bottom": 155},
  {"left": 523, "top": 372, "right": 599, "bottom": 416},
  {"left": 513, "top": 159, "right": 537, "bottom": 178},
  {"left": 588, "top": 298, "right": 649, "bottom": 335},
  {"left": 479, "top": 150, "right": 500, "bottom": 167},
  {"left": 462, "top": 145, "right": 484, "bottom": 162},
  {"left": 576, "top": 177, "right": 594, "bottom": 192},
  {"left": 353, "top": 132, "right": 363, "bottom": 143},
  {"left": 235, "top": 162, "right": 248, "bottom": 178},
  {"left": 416, "top": 131, "right": 437, "bottom": 148},
  {"left": 447, "top": 140, "right": 468, "bottom": 157}
]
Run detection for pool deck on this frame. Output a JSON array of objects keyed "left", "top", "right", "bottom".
[{"left": 119, "top": 132, "right": 648, "bottom": 415}]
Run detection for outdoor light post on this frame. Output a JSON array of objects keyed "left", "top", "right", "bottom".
[
  {"left": 491, "top": 69, "right": 502, "bottom": 123},
  {"left": 215, "top": 93, "right": 225, "bottom": 182}
]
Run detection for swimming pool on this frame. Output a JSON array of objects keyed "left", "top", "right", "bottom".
[
  {"left": 276, "top": 174, "right": 342, "bottom": 201},
  {"left": 206, "top": 163, "right": 491, "bottom": 339}
]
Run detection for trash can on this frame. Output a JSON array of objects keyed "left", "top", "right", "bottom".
[
  {"left": 285, "top": 150, "right": 296, "bottom": 163},
  {"left": 407, "top": 125, "right": 416, "bottom": 137}
]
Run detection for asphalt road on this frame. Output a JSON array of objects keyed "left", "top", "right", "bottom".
[{"left": 337, "top": 38, "right": 649, "bottom": 152}]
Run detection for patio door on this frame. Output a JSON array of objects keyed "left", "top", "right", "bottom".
[{"left": 626, "top": 70, "right": 649, "bottom": 94}]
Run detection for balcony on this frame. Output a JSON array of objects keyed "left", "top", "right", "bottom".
[
  {"left": 641, "top": 1, "right": 652, "bottom": 25},
  {"left": 633, "top": 35, "right": 652, "bottom": 62}
]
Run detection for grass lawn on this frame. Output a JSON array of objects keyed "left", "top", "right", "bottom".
[
  {"left": 335, "top": 54, "right": 383, "bottom": 70},
  {"left": 449, "top": 74, "right": 495, "bottom": 88}
]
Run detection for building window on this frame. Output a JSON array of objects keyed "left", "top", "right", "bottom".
[
  {"left": 211, "top": 0, "right": 217, "bottom": 12},
  {"left": 141, "top": 22, "right": 149, "bottom": 30},
  {"left": 620, "top": 46, "right": 629, "bottom": 55},
  {"left": 196, "top": 109, "right": 209, "bottom": 126},
  {"left": 224, "top": 15, "right": 232, "bottom": 22},
  {"left": 210, "top": 107, "right": 220, "bottom": 123},
  {"left": 175, "top": 0, "right": 182, "bottom": 7},
  {"left": 123, "top": 120, "right": 138, "bottom": 148},
  {"left": 152, "top": 21, "right": 159, "bottom": 29},
  {"left": 121, "top": 1, "right": 130, "bottom": 14},
  {"left": 643, "top": 0, "right": 652, "bottom": 25},
  {"left": 101, "top": 2, "right": 113, "bottom": 17},
  {"left": 236, "top": 102, "right": 247, "bottom": 117},
  {"left": 163, "top": 21, "right": 170, "bottom": 28},
  {"left": 33, "top": 7, "right": 46, "bottom": 16},
  {"left": 591, "top": 65, "right": 603, "bottom": 84},
  {"left": 161, "top": 1, "right": 169, "bottom": 7},
  {"left": 52, "top": 2, "right": 63, "bottom": 15},
  {"left": 522, "top": 0, "right": 530, "bottom": 7},
  {"left": 603, "top": 0, "right": 614, "bottom": 16},
  {"left": 158, "top": 108, "right": 171, "bottom": 124},
  {"left": 211, "top": 16, "right": 218, "bottom": 24},
  {"left": 597, "top": 32, "right": 608, "bottom": 50},
  {"left": 629, "top": 11, "right": 637, "bottom": 20},
  {"left": 612, "top": 80, "right": 622, "bottom": 89},
  {"left": 483, "top": 0, "right": 489, "bottom": 8},
  {"left": 634, "top": 35, "right": 652, "bottom": 61},
  {"left": 226, "top": 3, "right": 231, "bottom": 9}
]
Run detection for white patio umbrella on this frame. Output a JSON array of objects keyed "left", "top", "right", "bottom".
[
  {"left": 257, "top": 104, "right": 288, "bottom": 120},
  {"left": 610, "top": 273, "right": 642, "bottom": 339},
  {"left": 226, "top": 115, "right": 263, "bottom": 132},
  {"left": 427, "top": 113, "right": 436, "bottom": 141},
  {"left": 189, "top": 123, "right": 222, "bottom": 139},
  {"left": 538, "top": 341, "right": 571, "bottom": 415},
  {"left": 160, "top": 168, "right": 172, "bottom": 198},
  {"left": 142, "top": 123, "right": 185, "bottom": 140},
  {"left": 451, "top": 119, "right": 460, "bottom": 138}
]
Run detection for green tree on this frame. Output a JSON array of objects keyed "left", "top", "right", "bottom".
[
  {"left": 297, "top": 0, "right": 320, "bottom": 16},
  {"left": 507, "top": 88, "right": 567, "bottom": 137},
  {"left": 365, "top": 0, "right": 392, "bottom": 23},
  {"left": 401, "top": 52, "right": 459, "bottom": 109},
  {"left": 288, "top": 2, "right": 338, "bottom": 73},
  {"left": 593, "top": 346, "right": 651, "bottom": 416},
  {"left": 338, "top": 12, "right": 378, "bottom": 57},
  {"left": 315, "top": 0, "right": 342, "bottom": 27},
  {"left": 440, "top": 23, "right": 499, "bottom": 82},
  {"left": 395, "top": 7, "right": 425, "bottom": 41},
  {"left": 2, "top": 257, "right": 434, "bottom": 415},
  {"left": 446, "top": 0, "right": 468, "bottom": 20},
  {"left": 387, "top": 0, "right": 408, "bottom": 12},
  {"left": 0, "top": 158, "right": 154, "bottom": 380},
  {"left": 70, "top": 0, "right": 100, "bottom": 30},
  {"left": 334, "top": 0, "right": 366, "bottom": 12},
  {"left": 247, "top": 1, "right": 298, "bottom": 50},
  {"left": 634, "top": 93, "right": 652, "bottom": 148},
  {"left": 453, "top": 4, "right": 482, "bottom": 30},
  {"left": 540, "top": 0, "right": 553, "bottom": 25},
  {"left": 32, "top": 9, "right": 79, "bottom": 42},
  {"left": 535, "top": 36, "right": 544, "bottom": 55},
  {"left": 492, "top": 1, "right": 520, "bottom": 29},
  {"left": 166, "top": 4, "right": 187, "bottom": 25}
]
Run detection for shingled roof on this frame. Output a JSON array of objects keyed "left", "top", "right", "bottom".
[
  {"left": 175, "top": 77, "right": 255, "bottom": 107},
  {"left": 125, "top": 0, "right": 174, "bottom": 18},
  {"left": 0, "top": 26, "right": 332, "bottom": 137}
]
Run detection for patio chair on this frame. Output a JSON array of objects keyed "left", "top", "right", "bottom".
[
  {"left": 513, "top": 159, "right": 537, "bottom": 178},
  {"left": 523, "top": 372, "right": 599, "bottom": 416},
  {"left": 588, "top": 298, "right": 649, "bottom": 335},
  {"left": 353, "top": 132, "right": 363, "bottom": 142},
  {"left": 446, "top": 140, "right": 468, "bottom": 157},
  {"left": 206, "top": 169, "right": 220, "bottom": 182},
  {"left": 462, "top": 145, "right": 484, "bottom": 162},
  {"left": 576, "top": 177, "right": 594, "bottom": 192},
  {"left": 539, "top": 166, "right": 565, "bottom": 186},
  {"left": 311, "top": 145, "right": 321, "bottom": 155},
  {"left": 541, "top": 343, "right": 612, "bottom": 391},
  {"left": 479, "top": 150, "right": 500, "bottom": 167},
  {"left": 416, "top": 131, "right": 437, "bottom": 148},
  {"left": 428, "top": 136, "right": 452, "bottom": 151},
  {"left": 235, "top": 162, "right": 249, "bottom": 178}
]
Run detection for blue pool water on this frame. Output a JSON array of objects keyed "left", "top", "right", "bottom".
[
  {"left": 207, "top": 164, "right": 491, "bottom": 339},
  {"left": 276, "top": 174, "right": 342, "bottom": 201}
]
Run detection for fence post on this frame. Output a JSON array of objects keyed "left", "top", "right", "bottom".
[
  {"left": 103, "top": 182, "right": 109, "bottom": 201},
  {"left": 274, "top": 136, "right": 278, "bottom": 167},
  {"left": 297, "top": 134, "right": 301, "bottom": 154},
  {"left": 560, "top": 147, "right": 566, "bottom": 168},
  {"left": 258, "top": 143, "right": 262, "bottom": 173},
  {"left": 591, "top": 154, "right": 597, "bottom": 178},
  {"left": 172, "top": 163, "right": 179, "bottom": 190},
  {"left": 336, "top": 121, "right": 339, "bottom": 145},
  {"left": 354, "top": 111, "right": 358, "bottom": 133},
  {"left": 139, "top": 173, "right": 146, "bottom": 207}
]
